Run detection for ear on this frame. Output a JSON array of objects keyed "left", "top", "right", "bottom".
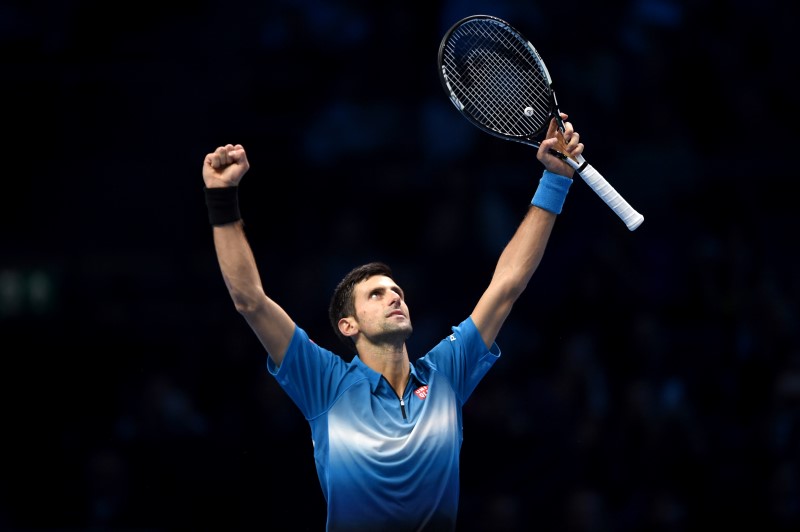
[{"left": 338, "top": 317, "right": 358, "bottom": 338}]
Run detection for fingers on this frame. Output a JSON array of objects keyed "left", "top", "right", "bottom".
[
  {"left": 538, "top": 120, "right": 584, "bottom": 174},
  {"left": 206, "top": 144, "right": 246, "bottom": 169},
  {"left": 560, "top": 118, "right": 574, "bottom": 140},
  {"left": 205, "top": 147, "right": 226, "bottom": 169},
  {"left": 539, "top": 136, "right": 558, "bottom": 153},
  {"left": 564, "top": 129, "right": 579, "bottom": 150},
  {"left": 546, "top": 117, "right": 560, "bottom": 138},
  {"left": 536, "top": 136, "right": 560, "bottom": 163},
  {"left": 215, "top": 145, "right": 235, "bottom": 167},
  {"left": 558, "top": 119, "right": 583, "bottom": 157},
  {"left": 538, "top": 113, "right": 584, "bottom": 177}
]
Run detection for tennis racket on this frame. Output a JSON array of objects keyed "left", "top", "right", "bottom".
[{"left": 438, "top": 14, "right": 644, "bottom": 231}]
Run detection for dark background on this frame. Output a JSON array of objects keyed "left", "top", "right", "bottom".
[{"left": 2, "top": 0, "right": 798, "bottom": 530}]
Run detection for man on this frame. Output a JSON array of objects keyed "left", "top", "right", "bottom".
[{"left": 202, "top": 113, "right": 582, "bottom": 531}]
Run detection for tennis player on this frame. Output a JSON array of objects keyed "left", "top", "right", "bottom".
[{"left": 202, "top": 114, "right": 582, "bottom": 531}]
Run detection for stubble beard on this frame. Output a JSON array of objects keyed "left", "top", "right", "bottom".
[{"left": 376, "top": 320, "right": 413, "bottom": 345}]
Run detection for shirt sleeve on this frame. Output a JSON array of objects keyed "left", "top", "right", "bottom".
[
  {"left": 418, "top": 316, "right": 501, "bottom": 404},
  {"left": 267, "top": 325, "right": 350, "bottom": 419}
]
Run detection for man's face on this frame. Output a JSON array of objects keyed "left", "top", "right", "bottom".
[{"left": 352, "top": 275, "right": 412, "bottom": 342}]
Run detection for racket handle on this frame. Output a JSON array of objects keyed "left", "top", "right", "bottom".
[{"left": 571, "top": 156, "right": 644, "bottom": 231}]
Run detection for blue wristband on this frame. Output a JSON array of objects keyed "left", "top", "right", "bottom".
[{"left": 531, "top": 170, "right": 573, "bottom": 214}]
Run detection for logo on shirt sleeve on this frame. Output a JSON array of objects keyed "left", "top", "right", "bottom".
[{"left": 414, "top": 385, "right": 429, "bottom": 400}]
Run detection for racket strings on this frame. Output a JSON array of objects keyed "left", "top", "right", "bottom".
[
  {"left": 442, "top": 21, "right": 552, "bottom": 138},
  {"left": 466, "top": 51, "right": 544, "bottom": 131}
]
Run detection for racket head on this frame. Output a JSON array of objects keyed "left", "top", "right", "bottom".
[{"left": 438, "top": 15, "right": 557, "bottom": 147}]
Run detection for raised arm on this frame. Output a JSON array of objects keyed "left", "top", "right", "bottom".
[
  {"left": 471, "top": 114, "right": 583, "bottom": 348},
  {"left": 203, "top": 144, "right": 295, "bottom": 366}
]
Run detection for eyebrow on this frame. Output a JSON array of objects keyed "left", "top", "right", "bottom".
[{"left": 368, "top": 283, "right": 404, "bottom": 299}]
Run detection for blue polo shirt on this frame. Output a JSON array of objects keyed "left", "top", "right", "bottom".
[{"left": 267, "top": 316, "right": 500, "bottom": 531}]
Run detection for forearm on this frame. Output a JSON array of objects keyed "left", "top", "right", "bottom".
[
  {"left": 202, "top": 146, "right": 295, "bottom": 364},
  {"left": 492, "top": 205, "right": 556, "bottom": 299},
  {"left": 213, "top": 221, "right": 267, "bottom": 313},
  {"left": 471, "top": 171, "right": 570, "bottom": 347},
  {"left": 492, "top": 170, "right": 571, "bottom": 296}
]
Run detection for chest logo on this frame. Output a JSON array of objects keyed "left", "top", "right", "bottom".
[{"left": 414, "top": 385, "right": 429, "bottom": 400}]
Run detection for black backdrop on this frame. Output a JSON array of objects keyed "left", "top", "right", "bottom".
[{"left": 2, "top": 0, "right": 798, "bottom": 530}]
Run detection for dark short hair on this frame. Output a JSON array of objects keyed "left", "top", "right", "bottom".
[{"left": 328, "top": 262, "right": 394, "bottom": 353}]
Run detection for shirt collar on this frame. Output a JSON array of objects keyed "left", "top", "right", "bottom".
[{"left": 351, "top": 355, "right": 428, "bottom": 393}]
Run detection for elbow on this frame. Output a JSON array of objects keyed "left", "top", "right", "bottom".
[
  {"left": 506, "top": 284, "right": 527, "bottom": 305},
  {"left": 496, "top": 274, "right": 528, "bottom": 303},
  {"left": 503, "top": 264, "right": 535, "bottom": 301},
  {"left": 229, "top": 287, "right": 267, "bottom": 317}
]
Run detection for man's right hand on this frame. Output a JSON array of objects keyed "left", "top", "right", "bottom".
[{"left": 203, "top": 144, "right": 250, "bottom": 189}]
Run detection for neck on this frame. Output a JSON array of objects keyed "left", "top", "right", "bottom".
[{"left": 358, "top": 342, "right": 410, "bottom": 397}]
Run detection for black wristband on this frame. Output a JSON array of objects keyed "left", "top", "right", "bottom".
[{"left": 204, "top": 186, "right": 241, "bottom": 226}]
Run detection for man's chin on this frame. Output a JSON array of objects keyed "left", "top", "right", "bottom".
[{"left": 379, "top": 324, "right": 413, "bottom": 343}]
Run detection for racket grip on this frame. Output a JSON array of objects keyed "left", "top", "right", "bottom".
[{"left": 578, "top": 163, "right": 644, "bottom": 231}]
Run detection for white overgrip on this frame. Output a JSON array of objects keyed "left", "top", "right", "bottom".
[{"left": 573, "top": 156, "right": 644, "bottom": 231}]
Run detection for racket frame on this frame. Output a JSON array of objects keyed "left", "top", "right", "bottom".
[{"left": 437, "top": 14, "right": 644, "bottom": 231}]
